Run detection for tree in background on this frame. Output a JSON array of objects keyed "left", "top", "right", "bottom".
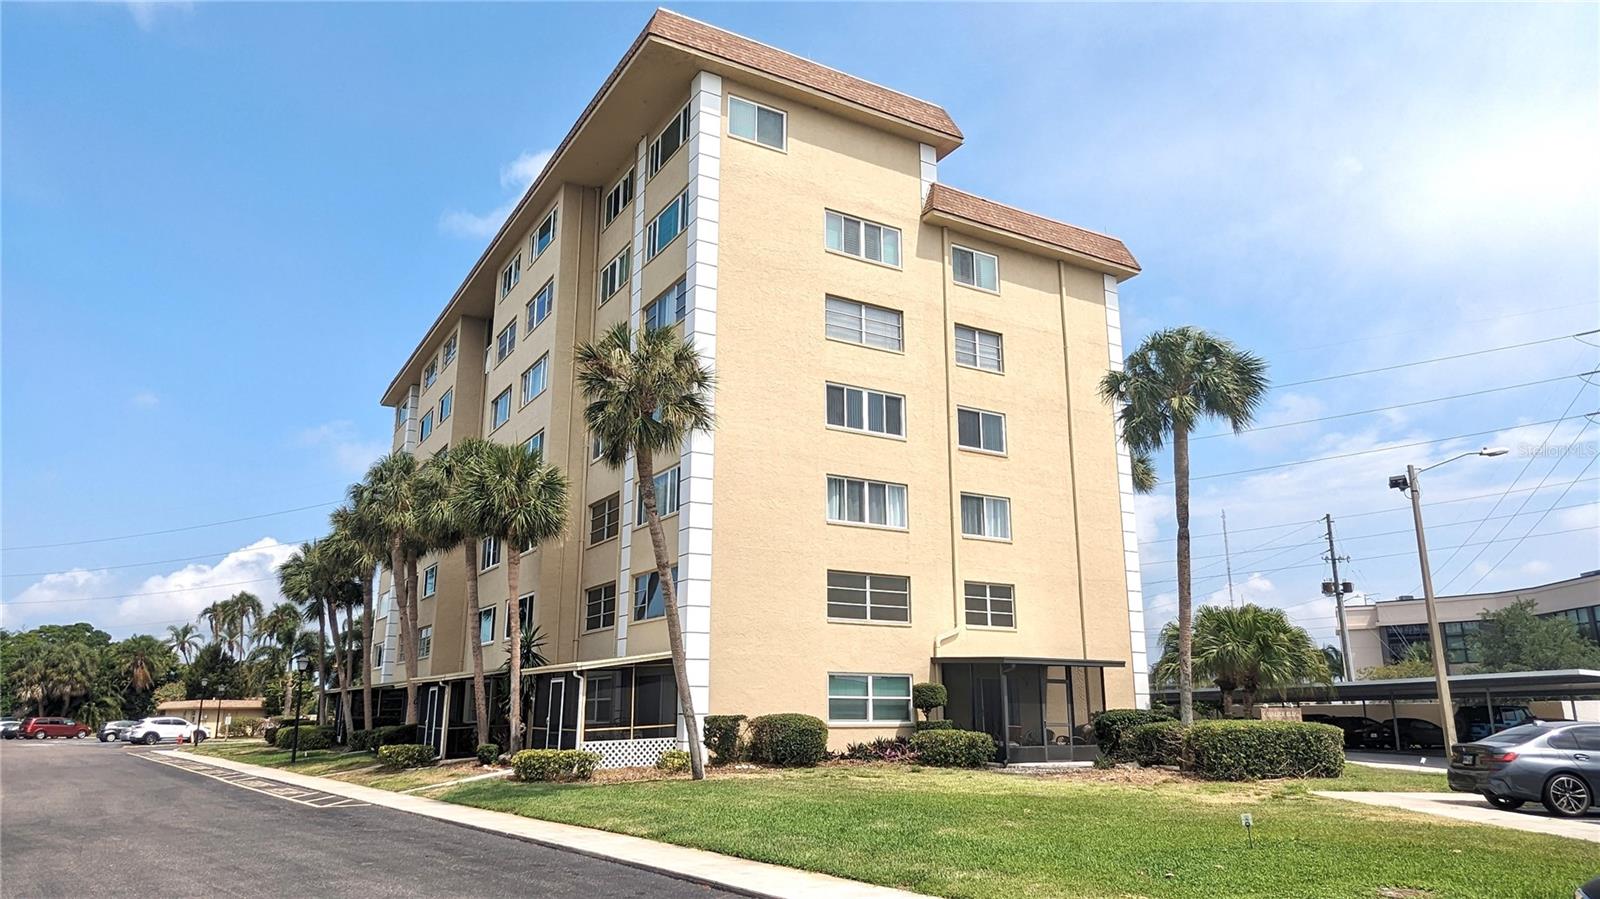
[
  {"left": 185, "top": 642, "right": 244, "bottom": 702},
  {"left": 1, "top": 624, "right": 176, "bottom": 723},
  {"left": 165, "top": 623, "right": 202, "bottom": 664},
  {"left": 419, "top": 440, "right": 493, "bottom": 747},
  {"left": 1153, "top": 604, "right": 1328, "bottom": 716},
  {"left": 1468, "top": 599, "right": 1600, "bottom": 672},
  {"left": 332, "top": 495, "right": 387, "bottom": 732},
  {"left": 1100, "top": 327, "right": 1269, "bottom": 724},
  {"left": 576, "top": 322, "right": 716, "bottom": 780},
  {"left": 1358, "top": 643, "right": 1434, "bottom": 680},
  {"left": 362, "top": 451, "right": 427, "bottom": 725}
]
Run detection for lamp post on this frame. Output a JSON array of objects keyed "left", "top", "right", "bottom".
[
  {"left": 197, "top": 678, "right": 209, "bottom": 742},
  {"left": 291, "top": 657, "right": 311, "bottom": 765},
  {"left": 1389, "top": 446, "right": 1507, "bottom": 753}
]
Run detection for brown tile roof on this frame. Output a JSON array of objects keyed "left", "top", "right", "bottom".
[
  {"left": 648, "top": 9, "right": 962, "bottom": 144},
  {"left": 923, "top": 183, "right": 1139, "bottom": 272}
]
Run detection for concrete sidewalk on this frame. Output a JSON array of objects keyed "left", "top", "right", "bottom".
[
  {"left": 162, "top": 750, "right": 926, "bottom": 899},
  {"left": 1314, "top": 790, "right": 1600, "bottom": 843}
]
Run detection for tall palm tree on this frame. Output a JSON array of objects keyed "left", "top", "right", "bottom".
[
  {"left": 198, "top": 601, "right": 225, "bottom": 649},
  {"left": 118, "top": 635, "right": 170, "bottom": 693},
  {"left": 165, "top": 623, "right": 202, "bottom": 664},
  {"left": 420, "top": 440, "right": 494, "bottom": 747},
  {"left": 278, "top": 544, "right": 329, "bottom": 718},
  {"left": 576, "top": 322, "right": 715, "bottom": 779},
  {"left": 332, "top": 495, "right": 387, "bottom": 732},
  {"left": 227, "top": 591, "right": 265, "bottom": 658},
  {"left": 1153, "top": 604, "right": 1330, "bottom": 715},
  {"left": 362, "top": 451, "right": 426, "bottom": 725},
  {"left": 1100, "top": 326, "right": 1268, "bottom": 724},
  {"left": 314, "top": 533, "right": 364, "bottom": 735},
  {"left": 452, "top": 440, "right": 568, "bottom": 753}
]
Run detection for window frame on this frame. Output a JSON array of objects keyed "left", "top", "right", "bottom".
[
  {"left": 648, "top": 104, "right": 691, "bottom": 177},
  {"left": 478, "top": 606, "right": 497, "bottom": 645},
  {"left": 526, "top": 279, "right": 554, "bottom": 332},
  {"left": 824, "top": 295, "right": 904, "bottom": 353},
  {"left": 824, "top": 209, "right": 902, "bottom": 268},
  {"left": 500, "top": 254, "right": 521, "bottom": 297},
  {"left": 520, "top": 353, "right": 550, "bottom": 406},
  {"left": 532, "top": 208, "right": 558, "bottom": 258},
  {"left": 417, "top": 625, "right": 432, "bottom": 660},
  {"left": 951, "top": 244, "right": 1000, "bottom": 293},
  {"left": 422, "top": 358, "right": 438, "bottom": 389},
  {"left": 964, "top": 581, "right": 1017, "bottom": 629},
  {"left": 441, "top": 334, "right": 458, "bottom": 368},
  {"left": 504, "top": 594, "right": 534, "bottom": 640},
  {"left": 495, "top": 321, "right": 517, "bottom": 365},
  {"left": 603, "top": 168, "right": 635, "bottom": 230},
  {"left": 825, "top": 570, "right": 911, "bottom": 625},
  {"left": 418, "top": 410, "right": 434, "bottom": 441},
  {"left": 646, "top": 190, "right": 691, "bottom": 261},
  {"left": 631, "top": 566, "right": 679, "bottom": 622},
  {"left": 727, "top": 95, "right": 787, "bottom": 151},
  {"left": 584, "top": 583, "right": 618, "bottom": 633},
  {"left": 826, "top": 673, "right": 914, "bottom": 724},
  {"left": 956, "top": 406, "right": 1008, "bottom": 455},
  {"left": 825, "top": 382, "right": 906, "bottom": 439},
  {"left": 954, "top": 324, "right": 1005, "bottom": 373},
  {"left": 438, "top": 388, "right": 453, "bottom": 422},
  {"left": 589, "top": 493, "right": 621, "bottom": 545},
  {"left": 825, "top": 475, "right": 909, "bottom": 530},
  {"left": 524, "top": 430, "right": 544, "bottom": 461},
  {"left": 959, "top": 492, "right": 1013, "bottom": 541},
  {"left": 636, "top": 465, "right": 681, "bottom": 525},
  {"left": 644, "top": 278, "right": 688, "bottom": 330},
  {"left": 422, "top": 563, "right": 438, "bottom": 598},
  {"left": 490, "top": 388, "right": 511, "bottom": 430},
  {"left": 599, "top": 246, "right": 631, "bottom": 303},
  {"left": 480, "top": 536, "right": 501, "bottom": 571}
]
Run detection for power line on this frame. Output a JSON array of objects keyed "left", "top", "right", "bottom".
[
  {"left": 1190, "top": 414, "right": 1593, "bottom": 482},
  {"left": 1194, "top": 371, "right": 1596, "bottom": 441},
  {"left": 1280, "top": 302, "right": 1598, "bottom": 352},
  {"left": 1, "top": 501, "right": 340, "bottom": 552},
  {"left": 0, "top": 575, "right": 279, "bottom": 607},
  {"left": 1269, "top": 329, "right": 1598, "bottom": 390},
  {"left": 1463, "top": 451, "right": 1600, "bottom": 594},
  {"left": 1, "top": 539, "right": 312, "bottom": 579}
]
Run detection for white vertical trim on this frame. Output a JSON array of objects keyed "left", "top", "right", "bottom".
[
  {"left": 616, "top": 136, "right": 650, "bottom": 660},
  {"left": 918, "top": 143, "right": 938, "bottom": 203},
  {"left": 676, "top": 70, "right": 720, "bottom": 748},
  {"left": 1104, "top": 273, "right": 1149, "bottom": 709},
  {"left": 401, "top": 386, "right": 419, "bottom": 453}
]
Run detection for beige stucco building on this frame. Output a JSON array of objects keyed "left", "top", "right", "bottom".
[{"left": 364, "top": 9, "right": 1146, "bottom": 766}]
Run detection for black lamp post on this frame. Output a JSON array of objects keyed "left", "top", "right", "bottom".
[
  {"left": 291, "top": 657, "right": 311, "bottom": 764},
  {"left": 197, "top": 678, "right": 209, "bottom": 743}
]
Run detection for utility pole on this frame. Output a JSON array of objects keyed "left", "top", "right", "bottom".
[
  {"left": 1221, "top": 510, "right": 1236, "bottom": 608},
  {"left": 1322, "top": 515, "right": 1352, "bottom": 681},
  {"left": 1401, "top": 464, "right": 1458, "bottom": 752}
]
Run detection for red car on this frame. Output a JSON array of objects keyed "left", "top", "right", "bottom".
[{"left": 20, "top": 717, "right": 92, "bottom": 739}]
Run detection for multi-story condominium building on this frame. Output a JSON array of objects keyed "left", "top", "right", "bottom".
[{"left": 366, "top": 8, "right": 1145, "bottom": 767}]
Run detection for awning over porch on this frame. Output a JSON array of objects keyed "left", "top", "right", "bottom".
[{"left": 935, "top": 655, "right": 1127, "bottom": 668}]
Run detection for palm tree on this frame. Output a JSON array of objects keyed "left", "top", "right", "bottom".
[
  {"left": 314, "top": 534, "right": 364, "bottom": 735},
  {"left": 198, "top": 601, "right": 225, "bottom": 648},
  {"left": 1131, "top": 450, "right": 1158, "bottom": 495},
  {"left": 228, "top": 591, "right": 265, "bottom": 657},
  {"left": 362, "top": 451, "right": 427, "bottom": 725},
  {"left": 420, "top": 440, "right": 494, "bottom": 747},
  {"left": 278, "top": 544, "right": 329, "bottom": 718},
  {"left": 576, "top": 322, "right": 715, "bottom": 779},
  {"left": 453, "top": 439, "right": 568, "bottom": 753},
  {"left": 165, "top": 623, "right": 202, "bottom": 664},
  {"left": 1153, "top": 604, "right": 1329, "bottom": 716},
  {"left": 1100, "top": 327, "right": 1268, "bottom": 724},
  {"left": 332, "top": 495, "right": 387, "bottom": 731},
  {"left": 118, "top": 635, "right": 170, "bottom": 693}
]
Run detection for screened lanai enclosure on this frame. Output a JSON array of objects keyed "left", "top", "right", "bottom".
[{"left": 938, "top": 657, "right": 1118, "bottom": 763}]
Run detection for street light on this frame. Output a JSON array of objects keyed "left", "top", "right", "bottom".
[
  {"left": 1389, "top": 446, "right": 1507, "bottom": 753},
  {"left": 291, "top": 657, "right": 312, "bottom": 765},
  {"left": 198, "top": 678, "right": 209, "bottom": 742}
]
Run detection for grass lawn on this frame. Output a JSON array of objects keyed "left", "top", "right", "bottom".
[
  {"left": 440, "top": 763, "right": 1592, "bottom": 899},
  {"left": 181, "top": 740, "right": 502, "bottom": 792}
]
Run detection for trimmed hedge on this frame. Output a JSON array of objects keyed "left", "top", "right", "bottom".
[
  {"left": 227, "top": 717, "right": 263, "bottom": 738},
  {"left": 476, "top": 743, "right": 502, "bottom": 766},
  {"left": 261, "top": 717, "right": 311, "bottom": 746},
  {"left": 349, "top": 724, "right": 419, "bottom": 753},
  {"left": 703, "top": 714, "right": 746, "bottom": 764},
  {"left": 912, "top": 682, "right": 948, "bottom": 717},
  {"left": 656, "top": 749, "right": 691, "bottom": 774},
  {"left": 909, "top": 729, "right": 995, "bottom": 768},
  {"left": 511, "top": 749, "right": 600, "bottom": 782},
  {"left": 273, "top": 725, "right": 334, "bottom": 751},
  {"left": 1183, "top": 720, "right": 1344, "bottom": 781},
  {"left": 747, "top": 714, "right": 829, "bottom": 767},
  {"left": 378, "top": 743, "right": 437, "bottom": 769},
  {"left": 1126, "top": 720, "right": 1188, "bottom": 767},
  {"left": 1092, "top": 709, "right": 1174, "bottom": 761},
  {"left": 914, "top": 719, "right": 955, "bottom": 732}
]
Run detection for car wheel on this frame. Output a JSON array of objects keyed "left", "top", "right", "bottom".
[
  {"left": 33, "top": 732, "right": 47, "bottom": 740},
  {"left": 1485, "top": 793, "right": 1525, "bottom": 810},
  {"left": 142, "top": 733, "right": 159, "bottom": 746},
  {"left": 1542, "top": 773, "right": 1592, "bottom": 818},
  {"left": 75, "top": 732, "right": 87, "bottom": 739}
]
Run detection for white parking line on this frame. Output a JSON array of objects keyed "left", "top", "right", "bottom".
[{"left": 138, "top": 754, "right": 369, "bottom": 810}]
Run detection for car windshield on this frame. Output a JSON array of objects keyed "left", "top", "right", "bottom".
[{"left": 1477, "top": 724, "right": 1550, "bottom": 745}]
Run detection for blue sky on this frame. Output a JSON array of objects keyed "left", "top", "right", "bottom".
[{"left": 4, "top": 2, "right": 1597, "bottom": 658}]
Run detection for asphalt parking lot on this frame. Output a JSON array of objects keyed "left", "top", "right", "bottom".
[{"left": 0, "top": 737, "right": 732, "bottom": 898}]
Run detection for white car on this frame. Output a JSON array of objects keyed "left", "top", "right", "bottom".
[{"left": 125, "top": 717, "right": 208, "bottom": 745}]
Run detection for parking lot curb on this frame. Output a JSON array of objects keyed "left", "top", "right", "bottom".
[{"left": 162, "top": 750, "right": 928, "bottom": 899}]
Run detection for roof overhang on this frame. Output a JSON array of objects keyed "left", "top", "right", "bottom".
[
  {"left": 1154, "top": 669, "right": 1600, "bottom": 703},
  {"left": 935, "top": 655, "right": 1127, "bottom": 669}
]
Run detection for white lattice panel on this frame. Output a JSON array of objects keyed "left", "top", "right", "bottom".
[{"left": 581, "top": 737, "right": 676, "bottom": 769}]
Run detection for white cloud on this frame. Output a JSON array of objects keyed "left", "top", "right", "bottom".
[
  {"left": 130, "top": 390, "right": 160, "bottom": 409},
  {"left": 439, "top": 148, "right": 555, "bottom": 239},
  {"left": 296, "top": 420, "right": 388, "bottom": 477},
  {"left": 126, "top": 1, "right": 192, "bottom": 32},
  {"left": 0, "top": 538, "right": 298, "bottom": 635}
]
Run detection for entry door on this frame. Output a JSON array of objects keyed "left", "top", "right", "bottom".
[
  {"left": 978, "top": 677, "right": 1005, "bottom": 759},
  {"left": 422, "top": 686, "right": 442, "bottom": 750},
  {"left": 544, "top": 680, "right": 566, "bottom": 749}
]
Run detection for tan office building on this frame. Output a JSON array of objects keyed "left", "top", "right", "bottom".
[{"left": 366, "top": 9, "right": 1146, "bottom": 766}]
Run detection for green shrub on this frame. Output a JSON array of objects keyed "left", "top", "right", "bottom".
[
  {"left": 912, "top": 682, "right": 948, "bottom": 720},
  {"left": 909, "top": 729, "right": 995, "bottom": 768},
  {"left": 262, "top": 716, "right": 311, "bottom": 746},
  {"left": 378, "top": 743, "right": 437, "bottom": 769},
  {"left": 747, "top": 714, "right": 829, "bottom": 767},
  {"left": 1183, "top": 720, "right": 1344, "bottom": 781},
  {"left": 1092, "top": 708, "right": 1174, "bottom": 761},
  {"left": 703, "top": 714, "right": 746, "bottom": 764},
  {"left": 914, "top": 719, "right": 955, "bottom": 732},
  {"left": 511, "top": 749, "right": 600, "bottom": 782},
  {"left": 347, "top": 729, "right": 374, "bottom": 752},
  {"left": 273, "top": 725, "right": 334, "bottom": 751},
  {"left": 476, "top": 743, "right": 502, "bottom": 766},
  {"left": 378, "top": 723, "right": 418, "bottom": 745},
  {"left": 842, "top": 737, "right": 916, "bottom": 762},
  {"left": 227, "top": 717, "right": 262, "bottom": 738},
  {"left": 656, "top": 749, "right": 691, "bottom": 774},
  {"left": 1126, "top": 720, "right": 1188, "bottom": 766}
]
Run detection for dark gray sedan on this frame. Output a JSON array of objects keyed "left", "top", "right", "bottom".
[{"left": 1448, "top": 721, "right": 1600, "bottom": 817}]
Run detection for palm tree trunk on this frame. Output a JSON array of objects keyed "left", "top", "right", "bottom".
[
  {"left": 1173, "top": 425, "right": 1194, "bottom": 726},
  {"left": 637, "top": 447, "right": 706, "bottom": 780},
  {"left": 506, "top": 544, "right": 526, "bottom": 753},
  {"left": 325, "top": 597, "right": 350, "bottom": 737},
  {"left": 464, "top": 543, "right": 490, "bottom": 748},
  {"left": 315, "top": 605, "right": 329, "bottom": 721},
  {"left": 361, "top": 565, "right": 375, "bottom": 731},
  {"left": 404, "top": 553, "right": 421, "bottom": 726},
  {"left": 340, "top": 604, "right": 356, "bottom": 737},
  {"left": 389, "top": 539, "right": 418, "bottom": 727}
]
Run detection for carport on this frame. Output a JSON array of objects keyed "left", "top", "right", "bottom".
[{"left": 1157, "top": 668, "right": 1600, "bottom": 748}]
